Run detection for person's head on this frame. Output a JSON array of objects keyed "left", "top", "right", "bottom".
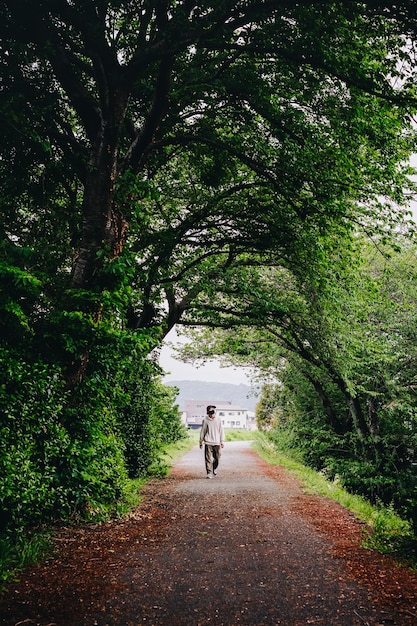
[{"left": 207, "top": 405, "right": 216, "bottom": 418}]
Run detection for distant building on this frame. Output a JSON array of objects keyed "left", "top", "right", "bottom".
[
  {"left": 184, "top": 399, "right": 215, "bottom": 427},
  {"left": 246, "top": 411, "right": 257, "bottom": 431},
  {"left": 184, "top": 399, "right": 257, "bottom": 430},
  {"left": 180, "top": 411, "right": 187, "bottom": 427},
  {"left": 217, "top": 404, "right": 249, "bottom": 429}
]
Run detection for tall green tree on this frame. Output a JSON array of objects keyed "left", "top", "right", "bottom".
[
  {"left": 1, "top": 1, "right": 416, "bottom": 374},
  {"left": 1, "top": 1, "right": 417, "bottom": 534}
]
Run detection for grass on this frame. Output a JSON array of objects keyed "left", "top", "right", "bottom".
[
  {"left": 156, "top": 429, "right": 200, "bottom": 470},
  {"left": 225, "top": 428, "right": 261, "bottom": 442},
  {"left": 0, "top": 530, "right": 51, "bottom": 588},
  {"left": 253, "top": 433, "right": 416, "bottom": 564}
]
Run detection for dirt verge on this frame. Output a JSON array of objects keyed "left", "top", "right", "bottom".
[{"left": 1, "top": 441, "right": 417, "bottom": 625}]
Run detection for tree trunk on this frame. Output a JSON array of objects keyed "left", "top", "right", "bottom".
[
  {"left": 348, "top": 394, "right": 369, "bottom": 441},
  {"left": 308, "top": 376, "right": 346, "bottom": 435},
  {"left": 66, "top": 108, "right": 128, "bottom": 385},
  {"left": 70, "top": 139, "right": 126, "bottom": 290}
]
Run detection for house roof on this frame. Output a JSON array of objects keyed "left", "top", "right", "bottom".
[{"left": 215, "top": 405, "right": 248, "bottom": 412}]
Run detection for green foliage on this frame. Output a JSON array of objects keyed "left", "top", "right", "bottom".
[
  {"left": 255, "top": 384, "right": 282, "bottom": 431},
  {"left": 117, "top": 362, "right": 186, "bottom": 478},
  {"left": 225, "top": 429, "right": 261, "bottom": 442},
  {"left": 1, "top": 0, "right": 417, "bottom": 581},
  {"left": 254, "top": 434, "right": 415, "bottom": 561},
  {"left": 0, "top": 355, "right": 127, "bottom": 526},
  {"left": 0, "top": 353, "right": 69, "bottom": 531},
  {"left": 0, "top": 254, "right": 42, "bottom": 342},
  {"left": 0, "top": 530, "right": 51, "bottom": 588},
  {"left": 265, "top": 351, "right": 417, "bottom": 530}
]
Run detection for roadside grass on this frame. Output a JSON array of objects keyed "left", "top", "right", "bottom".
[
  {"left": 253, "top": 433, "right": 416, "bottom": 565},
  {"left": 0, "top": 531, "right": 51, "bottom": 588},
  {"left": 225, "top": 428, "right": 261, "bottom": 442},
  {"left": 151, "top": 428, "right": 200, "bottom": 475}
]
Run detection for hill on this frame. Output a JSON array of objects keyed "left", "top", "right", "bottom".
[{"left": 164, "top": 380, "right": 260, "bottom": 412}]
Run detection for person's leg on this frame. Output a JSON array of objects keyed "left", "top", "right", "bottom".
[
  {"left": 212, "top": 445, "right": 221, "bottom": 474},
  {"left": 204, "top": 444, "right": 213, "bottom": 476}
]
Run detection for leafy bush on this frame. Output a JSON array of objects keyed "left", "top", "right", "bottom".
[
  {"left": 117, "top": 363, "right": 185, "bottom": 478},
  {"left": 0, "top": 329, "right": 184, "bottom": 530},
  {"left": 0, "top": 353, "right": 70, "bottom": 531},
  {"left": 0, "top": 328, "right": 185, "bottom": 583},
  {"left": 0, "top": 356, "right": 127, "bottom": 530},
  {"left": 262, "top": 368, "right": 417, "bottom": 533}
]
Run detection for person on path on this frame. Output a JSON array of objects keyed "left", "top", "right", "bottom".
[{"left": 199, "top": 405, "right": 225, "bottom": 478}]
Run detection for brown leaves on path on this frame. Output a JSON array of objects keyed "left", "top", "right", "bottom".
[{"left": 1, "top": 442, "right": 417, "bottom": 626}]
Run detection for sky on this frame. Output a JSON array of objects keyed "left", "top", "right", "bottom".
[{"left": 159, "top": 329, "right": 254, "bottom": 385}]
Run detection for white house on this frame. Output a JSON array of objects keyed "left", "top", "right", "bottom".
[
  {"left": 183, "top": 399, "right": 256, "bottom": 429},
  {"left": 216, "top": 404, "right": 248, "bottom": 429}
]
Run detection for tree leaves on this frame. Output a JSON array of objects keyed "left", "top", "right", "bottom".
[{"left": 1, "top": 0, "right": 417, "bottom": 540}]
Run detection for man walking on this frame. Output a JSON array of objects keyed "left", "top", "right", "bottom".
[{"left": 199, "top": 405, "right": 225, "bottom": 478}]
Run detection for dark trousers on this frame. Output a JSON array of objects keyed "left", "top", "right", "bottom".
[{"left": 204, "top": 444, "right": 221, "bottom": 475}]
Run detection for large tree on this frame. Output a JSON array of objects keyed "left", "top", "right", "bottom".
[
  {"left": 2, "top": 0, "right": 417, "bottom": 539},
  {"left": 1, "top": 1, "right": 416, "bottom": 378}
]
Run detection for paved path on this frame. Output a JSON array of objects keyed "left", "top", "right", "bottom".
[
  {"left": 86, "top": 442, "right": 412, "bottom": 625},
  {"left": 1, "top": 441, "right": 416, "bottom": 625}
]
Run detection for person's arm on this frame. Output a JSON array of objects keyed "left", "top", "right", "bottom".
[
  {"left": 220, "top": 423, "right": 225, "bottom": 448},
  {"left": 199, "top": 420, "right": 207, "bottom": 448}
]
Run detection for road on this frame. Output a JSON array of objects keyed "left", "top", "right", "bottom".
[{"left": 1, "top": 441, "right": 417, "bottom": 625}]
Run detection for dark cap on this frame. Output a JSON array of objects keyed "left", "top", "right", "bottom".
[{"left": 207, "top": 405, "right": 216, "bottom": 413}]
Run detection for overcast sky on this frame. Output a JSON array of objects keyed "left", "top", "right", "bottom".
[{"left": 159, "top": 329, "right": 254, "bottom": 385}]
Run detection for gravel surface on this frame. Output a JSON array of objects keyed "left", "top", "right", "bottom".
[{"left": 1, "top": 441, "right": 417, "bottom": 625}]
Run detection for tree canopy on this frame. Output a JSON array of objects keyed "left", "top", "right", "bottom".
[
  {"left": 1, "top": 1, "right": 416, "bottom": 354},
  {"left": 178, "top": 232, "right": 417, "bottom": 526},
  {"left": 1, "top": 0, "right": 417, "bottom": 549}
]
